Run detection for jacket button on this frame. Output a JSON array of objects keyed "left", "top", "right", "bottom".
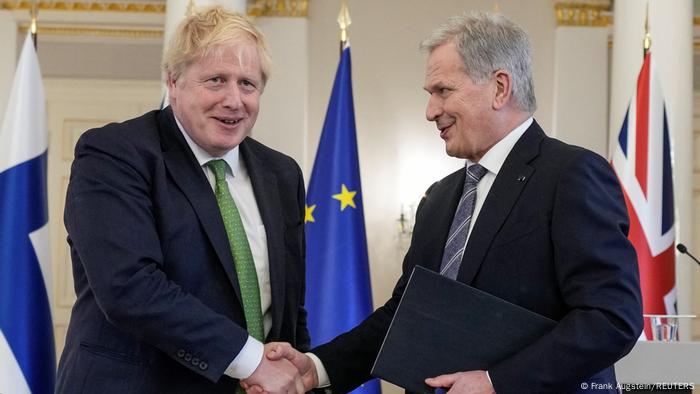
[
  {"left": 177, "top": 349, "right": 185, "bottom": 358},
  {"left": 184, "top": 353, "right": 192, "bottom": 362},
  {"left": 199, "top": 361, "right": 208, "bottom": 370},
  {"left": 192, "top": 358, "right": 200, "bottom": 366}
]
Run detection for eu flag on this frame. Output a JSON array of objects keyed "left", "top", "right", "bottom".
[{"left": 305, "top": 46, "right": 380, "bottom": 394}]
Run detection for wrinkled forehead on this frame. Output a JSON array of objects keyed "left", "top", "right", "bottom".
[{"left": 424, "top": 44, "right": 466, "bottom": 83}]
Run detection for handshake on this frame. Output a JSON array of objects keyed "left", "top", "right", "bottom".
[
  {"left": 240, "top": 343, "right": 319, "bottom": 394},
  {"left": 238, "top": 343, "right": 494, "bottom": 394}
]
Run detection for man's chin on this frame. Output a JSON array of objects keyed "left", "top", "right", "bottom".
[
  {"left": 444, "top": 146, "right": 469, "bottom": 160},
  {"left": 215, "top": 131, "right": 249, "bottom": 149},
  {"left": 444, "top": 145, "right": 460, "bottom": 158},
  {"left": 204, "top": 138, "right": 247, "bottom": 157}
]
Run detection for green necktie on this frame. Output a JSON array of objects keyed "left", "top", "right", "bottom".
[{"left": 207, "top": 159, "right": 264, "bottom": 342}]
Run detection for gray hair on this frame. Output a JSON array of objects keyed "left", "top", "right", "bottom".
[{"left": 420, "top": 12, "right": 536, "bottom": 113}]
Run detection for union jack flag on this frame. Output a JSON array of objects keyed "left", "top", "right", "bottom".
[{"left": 611, "top": 52, "right": 676, "bottom": 340}]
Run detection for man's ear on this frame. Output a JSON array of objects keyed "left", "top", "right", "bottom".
[
  {"left": 166, "top": 73, "right": 177, "bottom": 99},
  {"left": 492, "top": 69, "right": 513, "bottom": 110}
]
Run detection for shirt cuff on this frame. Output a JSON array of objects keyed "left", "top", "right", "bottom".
[
  {"left": 224, "top": 336, "right": 264, "bottom": 379},
  {"left": 306, "top": 352, "right": 331, "bottom": 387}
]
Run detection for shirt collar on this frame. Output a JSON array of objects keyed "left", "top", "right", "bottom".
[
  {"left": 174, "top": 115, "right": 240, "bottom": 177},
  {"left": 467, "top": 116, "right": 533, "bottom": 175}
]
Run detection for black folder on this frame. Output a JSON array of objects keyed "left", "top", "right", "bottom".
[{"left": 371, "top": 266, "right": 556, "bottom": 393}]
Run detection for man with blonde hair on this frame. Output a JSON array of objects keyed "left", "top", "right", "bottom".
[{"left": 56, "top": 7, "right": 308, "bottom": 393}]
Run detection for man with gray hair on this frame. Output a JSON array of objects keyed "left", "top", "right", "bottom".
[{"left": 257, "top": 11, "right": 642, "bottom": 394}]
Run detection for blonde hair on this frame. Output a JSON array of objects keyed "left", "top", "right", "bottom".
[{"left": 163, "top": 6, "right": 271, "bottom": 85}]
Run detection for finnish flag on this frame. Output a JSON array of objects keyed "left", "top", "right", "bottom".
[{"left": 0, "top": 32, "right": 55, "bottom": 394}]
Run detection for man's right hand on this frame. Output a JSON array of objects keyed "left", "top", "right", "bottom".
[
  {"left": 241, "top": 343, "right": 305, "bottom": 394},
  {"left": 266, "top": 342, "right": 319, "bottom": 391},
  {"left": 241, "top": 342, "right": 319, "bottom": 393}
]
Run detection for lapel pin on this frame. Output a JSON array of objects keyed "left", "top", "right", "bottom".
[{"left": 516, "top": 175, "right": 526, "bottom": 182}]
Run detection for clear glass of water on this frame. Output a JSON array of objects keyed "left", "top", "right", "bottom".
[
  {"left": 650, "top": 316, "right": 679, "bottom": 342},
  {"left": 643, "top": 314, "right": 696, "bottom": 342}
]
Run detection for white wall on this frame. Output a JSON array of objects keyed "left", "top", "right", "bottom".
[
  {"left": 552, "top": 26, "right": 609, "bottom": 156},
  {"left": 254, "top": 16, "right": 309, "bottom": 169},
  {"left": 0, "top": 11, "right": 17, "bottom": 127}
]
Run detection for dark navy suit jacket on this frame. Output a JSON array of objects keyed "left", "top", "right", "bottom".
[
  {"left": 313, "top": 120, "right": 643, "bottom": 393},
  {"left": 56, "top": 107, "right": 309, "bottom": 393}
]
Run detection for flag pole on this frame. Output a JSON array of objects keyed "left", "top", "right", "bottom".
[
  {"left": 643, "top": 2, "right": 651, "bottom": 57},
  {"left": 337, "top": 0, "right": 351, "bottom": 56},
  {"left": 30, "top": 0, "right": 38, "bottom": 49}
]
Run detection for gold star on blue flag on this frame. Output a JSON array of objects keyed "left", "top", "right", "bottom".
[
  {"left": 332, "top": 184, "right": 357, "bottom": 211},
  {"left": 305, "top": 204, "right": 316, "bottom": 223}
]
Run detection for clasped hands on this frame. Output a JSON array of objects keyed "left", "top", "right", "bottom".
[
  {"left": 240, "top": 343, "right": 318, "bottom": 394},
  {"left": 240, "top": 343, "right": 494, "bottom": 394}
]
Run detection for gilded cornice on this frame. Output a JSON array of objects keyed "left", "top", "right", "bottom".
[
  {"left": 2, "top": 1, "right": 165, "bottom": 13},
  {"left": 2, "top": 0, "right": 309, "bottom": 17},
  {"left": 557, "top": 2, "right": 700, "bottom": 28},
  {"left": 18, "top": 23, "right": 163, "bottom": 38},
  {"left": 6, "top": 0, "right": 309, "bottom": 38},
  {"left": 555, "top": 1, "right": 612, "bottom": 27},
  {"left": 248, "top": 0, "right": 307, "bottom": 17}
]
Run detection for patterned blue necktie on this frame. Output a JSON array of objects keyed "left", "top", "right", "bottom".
[{"left": 439, "top": 164, "right": 488, "bottom": 280}]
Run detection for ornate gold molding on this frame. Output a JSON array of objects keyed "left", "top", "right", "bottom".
[
  {"left": 2, "top": 1, "right": 310, "bottom": 17},
  {"left": 248, "top": 0, "right": 307, "bottom": 17},
  {"left": 555, "top": 2, "right": 612, "bottom": 27},
  {"left": 2, "top": 1, "right": 165, "bottom": 13},
  {"left": 8, "top": 1, "right": 312, "bottom": 38},
  {"left": 18, "top": 23, "right": 163, "bottom": 38}
]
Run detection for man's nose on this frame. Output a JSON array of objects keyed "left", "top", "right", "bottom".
[
  {"left": 426, "top": 95, "right": 442, "bottom": 121},
  {"left": 222, "top": 84, "right": 243, "bottom": 109}
]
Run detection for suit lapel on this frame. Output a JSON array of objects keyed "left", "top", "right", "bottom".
[
  {"left": 457, "top": 121, "right": 545, "bottom": 284},
  {"left": 240, "top": 139, "right": 285, "bottom": 341},
  {"left": 158, "top": 108, "right": 243, "bottom": 305}
]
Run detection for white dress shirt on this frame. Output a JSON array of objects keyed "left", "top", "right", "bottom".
[
  {"left": 310, "top": 117, "right": 534, "bottom": 387},
  {"left": 175, "top": 117, "right": 270, "bottom": 379},
  {"left": 461, "top": 117, "right": 533, "bottom": 244}
]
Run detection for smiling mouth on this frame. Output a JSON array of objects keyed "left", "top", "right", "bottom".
[
  {"left": 439, "top": 124, "right": 453, "bottom": 138},
  {"left": 214, "top": 117, "right": 243, "bottom": 125}
]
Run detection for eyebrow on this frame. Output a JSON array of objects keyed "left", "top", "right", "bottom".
[{"left": 424, "top": 81, "right": 447, "bottom": 93}]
